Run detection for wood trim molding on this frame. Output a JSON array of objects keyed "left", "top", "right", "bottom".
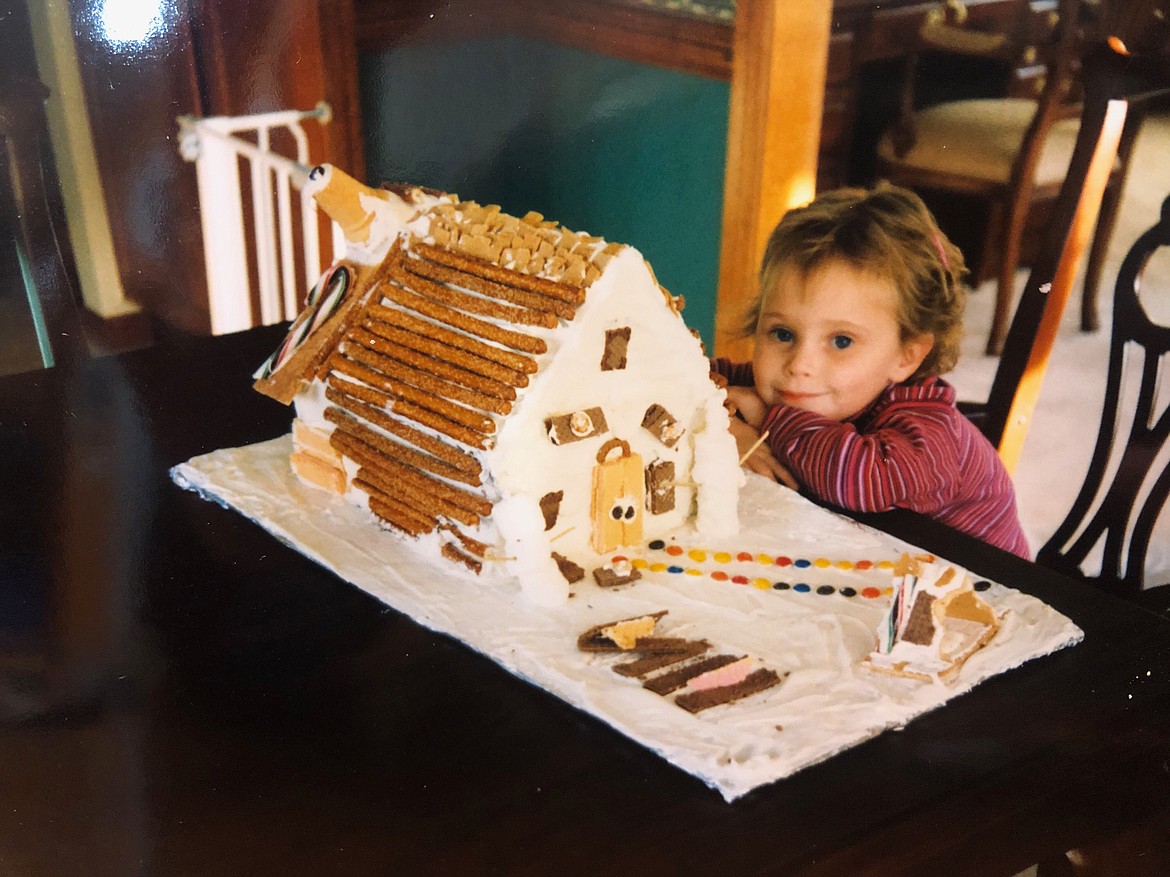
[
  {"left": 354, "top": 0, "right": 512, "bottom": 55},
  {"left": 319, "top": 0, "right": 366, "bottom": 176},
  {"left": 996, "top": 98, "right": 1126, "bottom": 473},
  {"left": 715, "top": 0, "right": 832, "bottom": 358},
  {"left": 26, "top": 0, "right": 137, "bottom": 318},
  {"left": 354, "top": 0, "right": 733, "bottom": 80},
  {"left": 511, "top": 0, "right": 732, "bottom": 80}
]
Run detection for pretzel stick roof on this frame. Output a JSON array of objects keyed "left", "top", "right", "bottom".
[{"left": 255, "top": 172, "right": 708, "bottom": 554}]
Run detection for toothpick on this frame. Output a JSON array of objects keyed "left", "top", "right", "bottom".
[
  {"left": 666, "top": 481, "right": 699, "bottom": 489},
  {"left": 550, "top": 526, "right": 576, "bottom": 543},
  {"left": 483, "top": 553, "right": 517, "bottom": 562},
  {"left": 738, "top": 430, "right": 770, "bottom": 465}
]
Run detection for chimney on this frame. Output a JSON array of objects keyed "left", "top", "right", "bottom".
[{"left": 304, "top": 163, "right": 390, "bottom": 245}]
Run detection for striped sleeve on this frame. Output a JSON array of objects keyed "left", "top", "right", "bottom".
[{"left": 761, "top": 402, "right": 964, "bottom": 513}]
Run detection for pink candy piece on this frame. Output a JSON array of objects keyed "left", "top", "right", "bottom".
[{"left": 684, "top": 657, "right": 754, "bottom": 692}]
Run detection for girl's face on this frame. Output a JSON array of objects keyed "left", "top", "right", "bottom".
[{"left": 752, "top": 261, "right": 933, "bottom": 422}]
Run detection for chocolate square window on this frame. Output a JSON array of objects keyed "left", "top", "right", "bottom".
[
  {"left": 545, "top": 407, "right": 608, "bottom": 445},
  {"left": 539, "top": 491, "right": 563, "bottom": 530},
  {"left": 642, "top": 403, "right": 684, "bottom": 448},
  {"left": 601, "top": 327, "right": 631, "bottom": 371},
  {"left": 646, "top": 460, "right": 676, "bottom": 514}
]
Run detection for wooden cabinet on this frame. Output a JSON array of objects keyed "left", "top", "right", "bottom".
[
  {"left": 65, "top": 0, "right": 362, "bottom": 334},
  {"left": 819, "top": 32, "right": 859, "bottom": 192}
]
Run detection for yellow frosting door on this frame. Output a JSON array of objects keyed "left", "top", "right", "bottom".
[{"left": 591, "top": 439, "right": 645, "bottom": 553}]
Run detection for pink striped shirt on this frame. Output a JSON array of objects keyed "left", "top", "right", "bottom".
[{"left": 714, "top": 360, "right": 1030, "bottom": 558}]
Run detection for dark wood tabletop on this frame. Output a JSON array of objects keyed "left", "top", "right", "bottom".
[{"left": 1, "top": 325, "right": 1169, "bottom": 876}]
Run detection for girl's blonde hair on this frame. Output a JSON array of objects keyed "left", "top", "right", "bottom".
[{"left": 744, "top": 183, "right": 967, "bottom": 380}]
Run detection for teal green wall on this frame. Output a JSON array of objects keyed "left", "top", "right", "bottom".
[{"left": 358, "top": 36, "right": 729, "bottom": 349}]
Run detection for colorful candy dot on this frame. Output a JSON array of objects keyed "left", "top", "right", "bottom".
[
  {"left": 640, "top": 544, "right": 915, "bottom": 603},
  {"left": 611, "top": 555, "right": 628, "bottom": 565}
]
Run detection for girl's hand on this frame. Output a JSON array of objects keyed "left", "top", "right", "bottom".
[
  {"left": 728, "top": 417, "right": 799, "bottom": 490},
  {"left": 725, "top": 385, "right": 768, "bottom": 429}
]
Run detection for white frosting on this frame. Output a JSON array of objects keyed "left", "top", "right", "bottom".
[
  {"left": 173, "top": 439, "right": 1084, "bottom": 802},
  {"left": 692, "top": 394, "right": 745, "bottom": 539},
  {"left": 303, "top": 164, "right": 441, "bottom": 267},
  {"left": 485, "top": 247, "right": 738, "bottom": 580},
  {"left": 343, "top": 189, "right": 439, "bottom": 266},
  {"left": 292, "top": 231, "right": 739, "bottom": 605},
  {"left": 493, "top": 494, "right": 567, "bottom": 606},
  {"left": 361, "top": 189, "right": 417, "bottom": 241},
  {"left": 292, "top": 376, "right": 330, "bottom": 424}
]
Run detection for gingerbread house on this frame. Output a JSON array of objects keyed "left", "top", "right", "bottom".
[
  {"left": 254, "top": 164, "right": 741, "bottom": 604},
  {"left": 864, "top": 554, "right": 1001, "bottom": 683}
]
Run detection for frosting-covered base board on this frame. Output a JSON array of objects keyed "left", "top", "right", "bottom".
[{"left": 171, "top": 436, "right": 1083, "bottom": 802}]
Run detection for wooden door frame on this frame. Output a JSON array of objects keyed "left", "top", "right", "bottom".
[{"left": 716, "top": 0, "right": 832, "bottom": 359}]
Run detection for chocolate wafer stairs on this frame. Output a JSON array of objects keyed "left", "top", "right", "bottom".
[{"left": 578, "top": 611, "right": 785, "bottom": 714}]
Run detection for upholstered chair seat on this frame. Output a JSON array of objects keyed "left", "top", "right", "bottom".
[
  {"left": 876, "top": 98, "right": 1084, "bottom": 189},
  {"left": 872, "top": 0, "right": 1146, "bottom": 358}
]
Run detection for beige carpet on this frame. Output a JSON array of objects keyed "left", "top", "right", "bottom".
[{"left": 948, "top": 110, "right": 1170, "bottom": 586}]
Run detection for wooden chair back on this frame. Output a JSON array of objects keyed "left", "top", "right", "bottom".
[
  {"left": 888, "top": 0, "right": 1082, "bottom": 175},
  {"left": 976, "top": 34, "right": 1170, "bottom": 472},
  {"left": 879, "top": 0, "right": 1084, "bottom": 358},
  {"left": 1036, "top": 194, "right": 1170, "bottom": 597},
  {"left": 0, "top": 75, "right": 83, "bottom": 370}
]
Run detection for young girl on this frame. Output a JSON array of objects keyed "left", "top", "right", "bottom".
[{"left": 714, "top": 184, "right": 1030, "bottom": 558}]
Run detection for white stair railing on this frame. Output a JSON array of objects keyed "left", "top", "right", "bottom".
[{"left": 178, "top": 103, "right": 343, "bottom": 335}]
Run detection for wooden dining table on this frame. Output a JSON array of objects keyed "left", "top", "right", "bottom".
[{"left": 1, "top": 324, "right": 1168, "bottom": 875}]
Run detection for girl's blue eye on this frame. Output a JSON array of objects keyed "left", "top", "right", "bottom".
[
  {"left": 769, "top": 327, "right": 794, "bottom": 343},
  {"left": 831, "top": 335, "right": 853, "bottom": 350}
]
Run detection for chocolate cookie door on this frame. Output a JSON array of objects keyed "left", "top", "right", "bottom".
[{"left": 591, "top": 439, "right": 644, "bottom": 553}]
